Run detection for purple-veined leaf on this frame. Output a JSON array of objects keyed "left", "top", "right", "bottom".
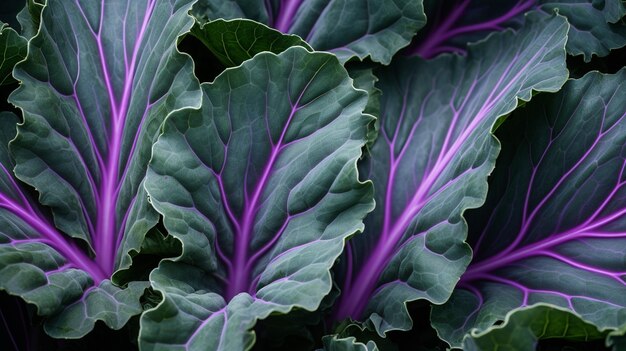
[
  {"left": 191, "top": 0, "right": 426, "bottom": 64},
  {"left": 139, "top": 46, "right": 374, "bottom": 351},
  {"left": 432, "top": 69, "right": 626, "bottom": 347},
  {"left": 330, "top": 12, "right": 569, "bottom": 336},
  {"left": 1, "top": 0, "right": 201, "bottom": 337},
  {"left": 407, "top": 0, "right": 535, "bottom": 58},
  {"left": 408, "top": 0, "right": 626, "bottom": 61},
  {"left": 0, "top": 111, "right": 150, "bottom": 337}
]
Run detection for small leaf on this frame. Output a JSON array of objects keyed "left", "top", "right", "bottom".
[
  {"left": 191, "top": 18, "right": 312, "bottom": 67},
  {"left": 463, "top": 305, "right": 607, "bottom": 351},
  {"left": 0, "top": 21, "right": 27, "bottom": 85}
]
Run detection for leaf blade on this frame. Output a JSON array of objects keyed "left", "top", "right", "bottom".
[
  {"left": 332, "top": 11, "right": 569, "bottom": 336},
  {"left": 433, "top": 69, "right": 626, "bottom": 347},
  {"left": 410, "top": 0, "right": 626, "bottom": 61},
  {"left": 1, "top": 0, "right": 201, "bottom": 337},
  {"left": 463, "top": 305, "right": 607, "bottom": 351},
  {"left": 191, "top": 18, "right": 312, "bottom": 67},
  {"left": 141, "top": 46, "right": 374, "bottom": 350},
  {"left": 0, "top": 21, "right": 27, "bottom": 86}
]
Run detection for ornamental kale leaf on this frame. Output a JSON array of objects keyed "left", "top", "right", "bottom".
[
  {"left": 139, "top": 47, "right": 373, "bottom": 350},
  {"left": 1, "top": 0, "right": 200, "bottom": 337},
  {"left": 331, "top": 11, "right": 568, "bottom": 334},
  {"left": 433, "top": 69, "right": 626, "bottom": 349}
]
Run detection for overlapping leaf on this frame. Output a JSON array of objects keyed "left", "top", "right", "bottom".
[
  {"left": 191, "top": 0, "right": 426, "bottom": 64},
  {"left": 1, "top": 0, "right": 201, "bottom": 337},
  {"left": 409, "top": 0, "right": 626, "bottom": 61},
  {"left": 539, "top": 0, "right": 626, "bottom": 60},
  {"left": 0, "top": 21, "right": 26, "bottom": 85},
  {"left": 191, "top": 19, "right": 312, "bottom": 67},
  {"left": 0, "top": 0, "right": 46, "bottom": 86},
  {"left": 463, "top": 305, "right": 607, "bottom": 351},
  {"left": 432, "top": 70, "right": 626, "bottom": 347},
  {"left": 140, "top": 47, "right": 373, "bottom": 350},
  {"left": 16, "top": 0, "right": 44, "bottom": 39},
  {"left": 330, "top": 12, "right": 569, "bottom": 338}
]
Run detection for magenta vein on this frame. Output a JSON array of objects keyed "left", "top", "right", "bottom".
[{"left": 94, "top": 0, "right": 157, "bottom": 275}]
